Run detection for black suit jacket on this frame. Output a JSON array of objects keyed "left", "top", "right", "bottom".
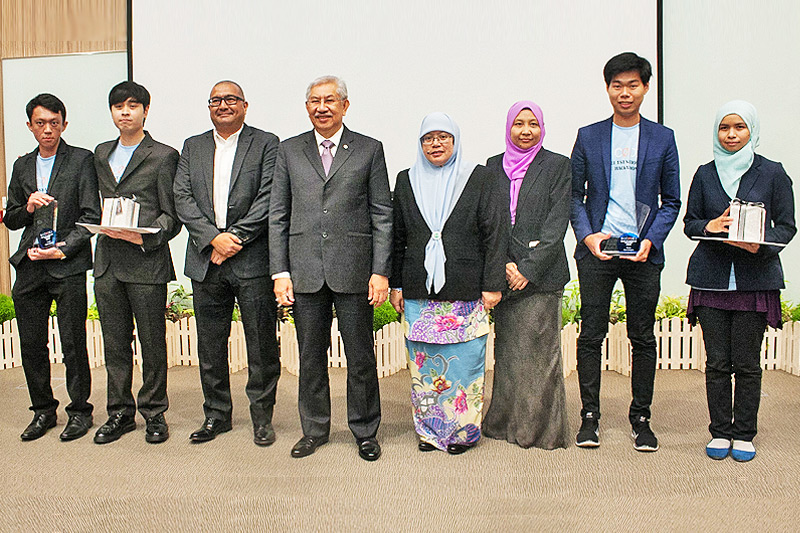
[
  {"left": 486, "top": 149, "right": 572, "bottom": 298},
  {"left": 684, "top": 154, "right": 796, "bottom": 291},
  {"left": 269, "top": 126, "right": 393, "bottom": 293},
  {"left": 390, "top": 165, "right": 506, "bottom": 301},
  {"left": 5, "top": 140, "right": 100, "bottom": 278},
  {"left": 93, "top": 132, "right": 180, "bottom": 284},
  {"left": 174, "top": 124, "right": 279, "bottom": 282}
]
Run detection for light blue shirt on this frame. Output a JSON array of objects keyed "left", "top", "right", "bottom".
[
  {"left": 108, "top": 141, "right": 140, "bottom": 182},
  {"left": 601, "top": 123, "right": 639, "bottom": 236},
  {"left": 36, "top": 154, "right": 56, "bottom": 193}
]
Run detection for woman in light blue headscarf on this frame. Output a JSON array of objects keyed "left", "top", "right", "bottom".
[
  {"left": 684, "top": 100, "right": 796, "bottom": 462},
  {"left": 389, "top": 112, "right": 506, "bottom": 454}
]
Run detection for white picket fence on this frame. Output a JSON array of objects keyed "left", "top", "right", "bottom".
[{"left": 2, "top": 317, "right": 800, "bottom": 378}]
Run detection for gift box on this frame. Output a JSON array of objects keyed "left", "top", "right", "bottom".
[{"left": 728, "top": 198, "right": 765, "bottom": 242}]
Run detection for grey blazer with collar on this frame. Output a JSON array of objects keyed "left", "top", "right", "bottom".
[
  {"left": 174, "top": 123, "right": 279, "bottom": 282},
  {"left": 5, "top": 139, "right": 101, "bottom": 278},
  {"left": 93, "top": 131, "right": 180, "bottom": 284},
  {"left": 269, "top": 126, "right": 393, "bottom": 294}
]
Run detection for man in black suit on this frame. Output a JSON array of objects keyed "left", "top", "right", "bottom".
[
  {"left": 5, "top": 93, "right": 101, "bottom": 441},
  {"left": 92, "top": 81, "right": 181, "bottom": 444},
  {"left": 269, "top": 75, "right": 392, "bottom": 461},
  {"left": 174, "top": 80, "right": 281, "bottom": 446}
]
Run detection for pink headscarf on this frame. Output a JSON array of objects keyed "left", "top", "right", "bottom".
[{"left": 502, "top": 100, "right": 545, "bottom": 224}]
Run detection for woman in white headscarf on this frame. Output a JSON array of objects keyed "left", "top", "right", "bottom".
[
  {"left": 390, "top": 112, "right": 506, "bottom": 454},
  {"left": 684, "top": 100, "right": 796, "bottom": 462}
]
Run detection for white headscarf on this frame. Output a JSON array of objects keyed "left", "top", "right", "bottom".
[
  {"left": 713, "top": 100, "right": 760, "bottom": 199},
  {"left": 408, "top": 112, "right": 477, "bottom": 294}
]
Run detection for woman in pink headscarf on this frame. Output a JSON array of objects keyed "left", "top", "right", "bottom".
[{"left": 483, "top": 101, "right": 572, "bottom": 449}]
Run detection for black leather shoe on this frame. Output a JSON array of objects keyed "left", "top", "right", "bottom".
[
  {"left": 357, "top": 437, "right": 382, "bottom": 461},
  {"left": 290, "top": 435, "right": 328, "bottom": 458},
  {"left": 20, "top": 412, "right": 57, "bottom": 441},
  {"left": 145, "top": 413, "right": 169, "bottom": 444},
  {"left": 189, "top": 417, "right": 232, "bottom": 443},
  {"left": 446, "top": 443, "right": 474, "bottom": 455},
  {"left": 418, "top": 441, "right": 437, "bottom": 452},
  {"left": 59, "top": 413, "right": 93, "bottom": 441},
  {"left": 253, "top": 423, "right": 276, "bottom": 446},
  {"left": 94, "top": 413, "right": 137, "bottom": 444}
]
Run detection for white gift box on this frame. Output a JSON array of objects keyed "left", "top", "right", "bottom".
[
  {"left": 728, "top": 198, "right": 765, "bottom": 243},
  {"left": 101, "top": 197, "right": 140, "bottom": 228}
]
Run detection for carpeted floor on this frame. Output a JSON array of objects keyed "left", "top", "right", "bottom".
[{"left": 2, "top": 364, "right": 799, "bottom": 532}]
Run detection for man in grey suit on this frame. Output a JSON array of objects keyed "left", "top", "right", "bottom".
[
  {"left": 174, "top": 81, "right": 281, "bottom": 446},
  {"left": 269, "top": 75, "right": 392, "bottom": 461},
  {"left": 93, "top": 81, "right": 181, "bottom": 445}
]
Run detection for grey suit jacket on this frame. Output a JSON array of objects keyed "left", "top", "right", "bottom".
[
  {"left": 269, "top": 126, "right": 392, "bottom": 294},
  {"left": 174, "top": 124, "right": 279, "bottom": 282},
  {"left": 5, "top": 139, "right": 101, "bottom": 278},
  {"left": 93, "top": 132, "right": 180, "bottom": 284}
]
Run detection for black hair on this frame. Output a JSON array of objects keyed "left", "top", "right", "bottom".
[
  {"left": 108, "top": 80, "right": 151, "bottom": 108},
  {"left": 26, "top": 93, "right": 67, "bottom": 122},
  {"left": 603, "top": 52, "right": 652, "bottom": 86},
  {"left": 213, "top": 80, "right": 245, "bottom": 99}
]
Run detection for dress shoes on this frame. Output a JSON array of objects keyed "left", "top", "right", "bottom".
[
  {"left": 418, "top": 441, "right": 437, "bottom": 452},
  {"left": 290, "top": 435, "right": 329, "bottom": 458},
  {"left": 145, "top": 413, "right": 169, "bottom": 444},
  {"left": 357, "top": 437, "right": 382, "bottom": 461},
  {"left": 253, "top": 423, "right": 276, "bottom": 446},
  {"left": 446, "top": 443, "right": 474, "bottom": 455},
  {"left": 189, "top": 417, "right": 232, "bottom": 443},
  {"left": 59, "top": 413, "right": 93, "bottom": 441},
  {"left": 94, "top": 413, "right": 137, "bottom": 444},
  {"left": 20, "top": 412, "right": 57, "bottom": 441}
]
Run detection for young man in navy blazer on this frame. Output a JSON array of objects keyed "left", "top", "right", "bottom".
[{"left": 570, "top": 52, "right": 680, "bottom": 452}]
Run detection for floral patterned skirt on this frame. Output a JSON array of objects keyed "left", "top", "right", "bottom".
[{"left": 404, "top": 299, "right": 489, "bottom": 450}]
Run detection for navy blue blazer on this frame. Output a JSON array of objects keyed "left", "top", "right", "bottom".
[
  {"left": 684, "top": 155, "right": 796, "bottom": 291},
  {"left": 570, "top": 116, "right": 681, "bottom": 264}
]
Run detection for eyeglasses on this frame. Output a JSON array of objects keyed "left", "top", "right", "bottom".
[
  {"left": 306, "top": 96, "right": 341, "bottom": 107},
  {"left": 421, "top": 133, "right": 453, "bottom": 145},
  {"left": 208, "top": 95, "right": 244, "bottom": 107}
]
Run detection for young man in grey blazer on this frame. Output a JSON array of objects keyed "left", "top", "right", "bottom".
[
  {"left": 5, "top": 93, "right": 101, "bottom": 442},
  {"left": 174, "top": 81, "right": 281, "bottom": 446},
  {"left": 269, "top": 75, "right": 393, "bottom": 461},
  {"left": 92, "top": 81, "right": 181, "bottom": 445}
]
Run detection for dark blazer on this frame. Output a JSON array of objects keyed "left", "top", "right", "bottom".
[
  {"left": 570, "top": 116, "right": 681, "bottom": 264},
  {"left": 174, "top": 124, "right": 279, "bottom": 282},
  {"left": 269, "top": 126, "right": 392, "bottom": 294},
  {"left": 390, "top": 165, "right": 506, "bottom": 301},
  {"left": 5, "top": 140, "right": 101, "bottom": 277},
  {"left": 684, "top": 154, "right": 796, "bottom": 290},
  {"left": 93, "top": 132, "right": 180, "bottom": 284},
  {"left": 487, "top": 148, "right": 571, "bottom": 298}
]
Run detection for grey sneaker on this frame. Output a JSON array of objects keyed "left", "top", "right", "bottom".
[
  {"left": 576, "top": 413, "right": 600, "bottom": 448},
  {"left": 631, "top": 416, "right": 659, "bottom": 452}
]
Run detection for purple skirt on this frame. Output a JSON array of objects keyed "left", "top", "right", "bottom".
[{"left": 687, "top": 289, "right": 782, "bottom": 329}]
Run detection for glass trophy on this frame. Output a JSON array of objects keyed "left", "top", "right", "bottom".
[
  {"left": 601, "top": 202, "right": 651, "bottom": 256},
  {"left": 33, "top": 200, "right": 58, "bottom": 249}
]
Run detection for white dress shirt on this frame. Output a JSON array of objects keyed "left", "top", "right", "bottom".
[{"left": 212, "top": 126, "right": 243, "bottom": 229}]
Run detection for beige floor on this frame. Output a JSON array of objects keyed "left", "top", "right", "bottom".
[{"left": 1, "top": 364, "right": 799, "bottom": 532}]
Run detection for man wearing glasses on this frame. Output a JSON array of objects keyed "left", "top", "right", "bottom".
[
  {"left": 269, "top": 75, "right": 392, "bottom": 461},
  {"left": 174, "top": 80, "right": 281, "bottom": 446}
]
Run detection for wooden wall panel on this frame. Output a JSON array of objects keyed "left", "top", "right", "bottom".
[{"left": 0, "top": 0, "right": 126, "bottom": 295}]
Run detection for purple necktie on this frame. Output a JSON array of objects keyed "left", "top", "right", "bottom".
[{"left": 321, "top": 140, "right": 334, "bottom": 176}]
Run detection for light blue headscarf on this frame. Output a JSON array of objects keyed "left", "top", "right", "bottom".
[
  {"left": 713, "top": 100, "right": 760, "bottom": 199},
  {"left": 408, "top": 112, "right": 477, "bottom": 294}
]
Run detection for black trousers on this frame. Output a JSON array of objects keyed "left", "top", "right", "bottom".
[
  {"left": 192, "top": 263, "right": 279, "bottom": 426},
  {"left": 95, "top": 274, "right": 168, "bottom": 419},
  {"left": 12, "top": 262, "right": 92, "bottom": 417},
  {"left": 576, "top": 255, "right": 663, "bottom": 423},
  {"left": 293, "top": 283, "right": 380, "bottom": 440},
  {"left": 695, "top": 306, "right": 766, "bottom": 441}
]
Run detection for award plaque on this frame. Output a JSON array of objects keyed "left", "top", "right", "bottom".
[{"left": 33, "top": 200, "right": 58, "bottom": 249}]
